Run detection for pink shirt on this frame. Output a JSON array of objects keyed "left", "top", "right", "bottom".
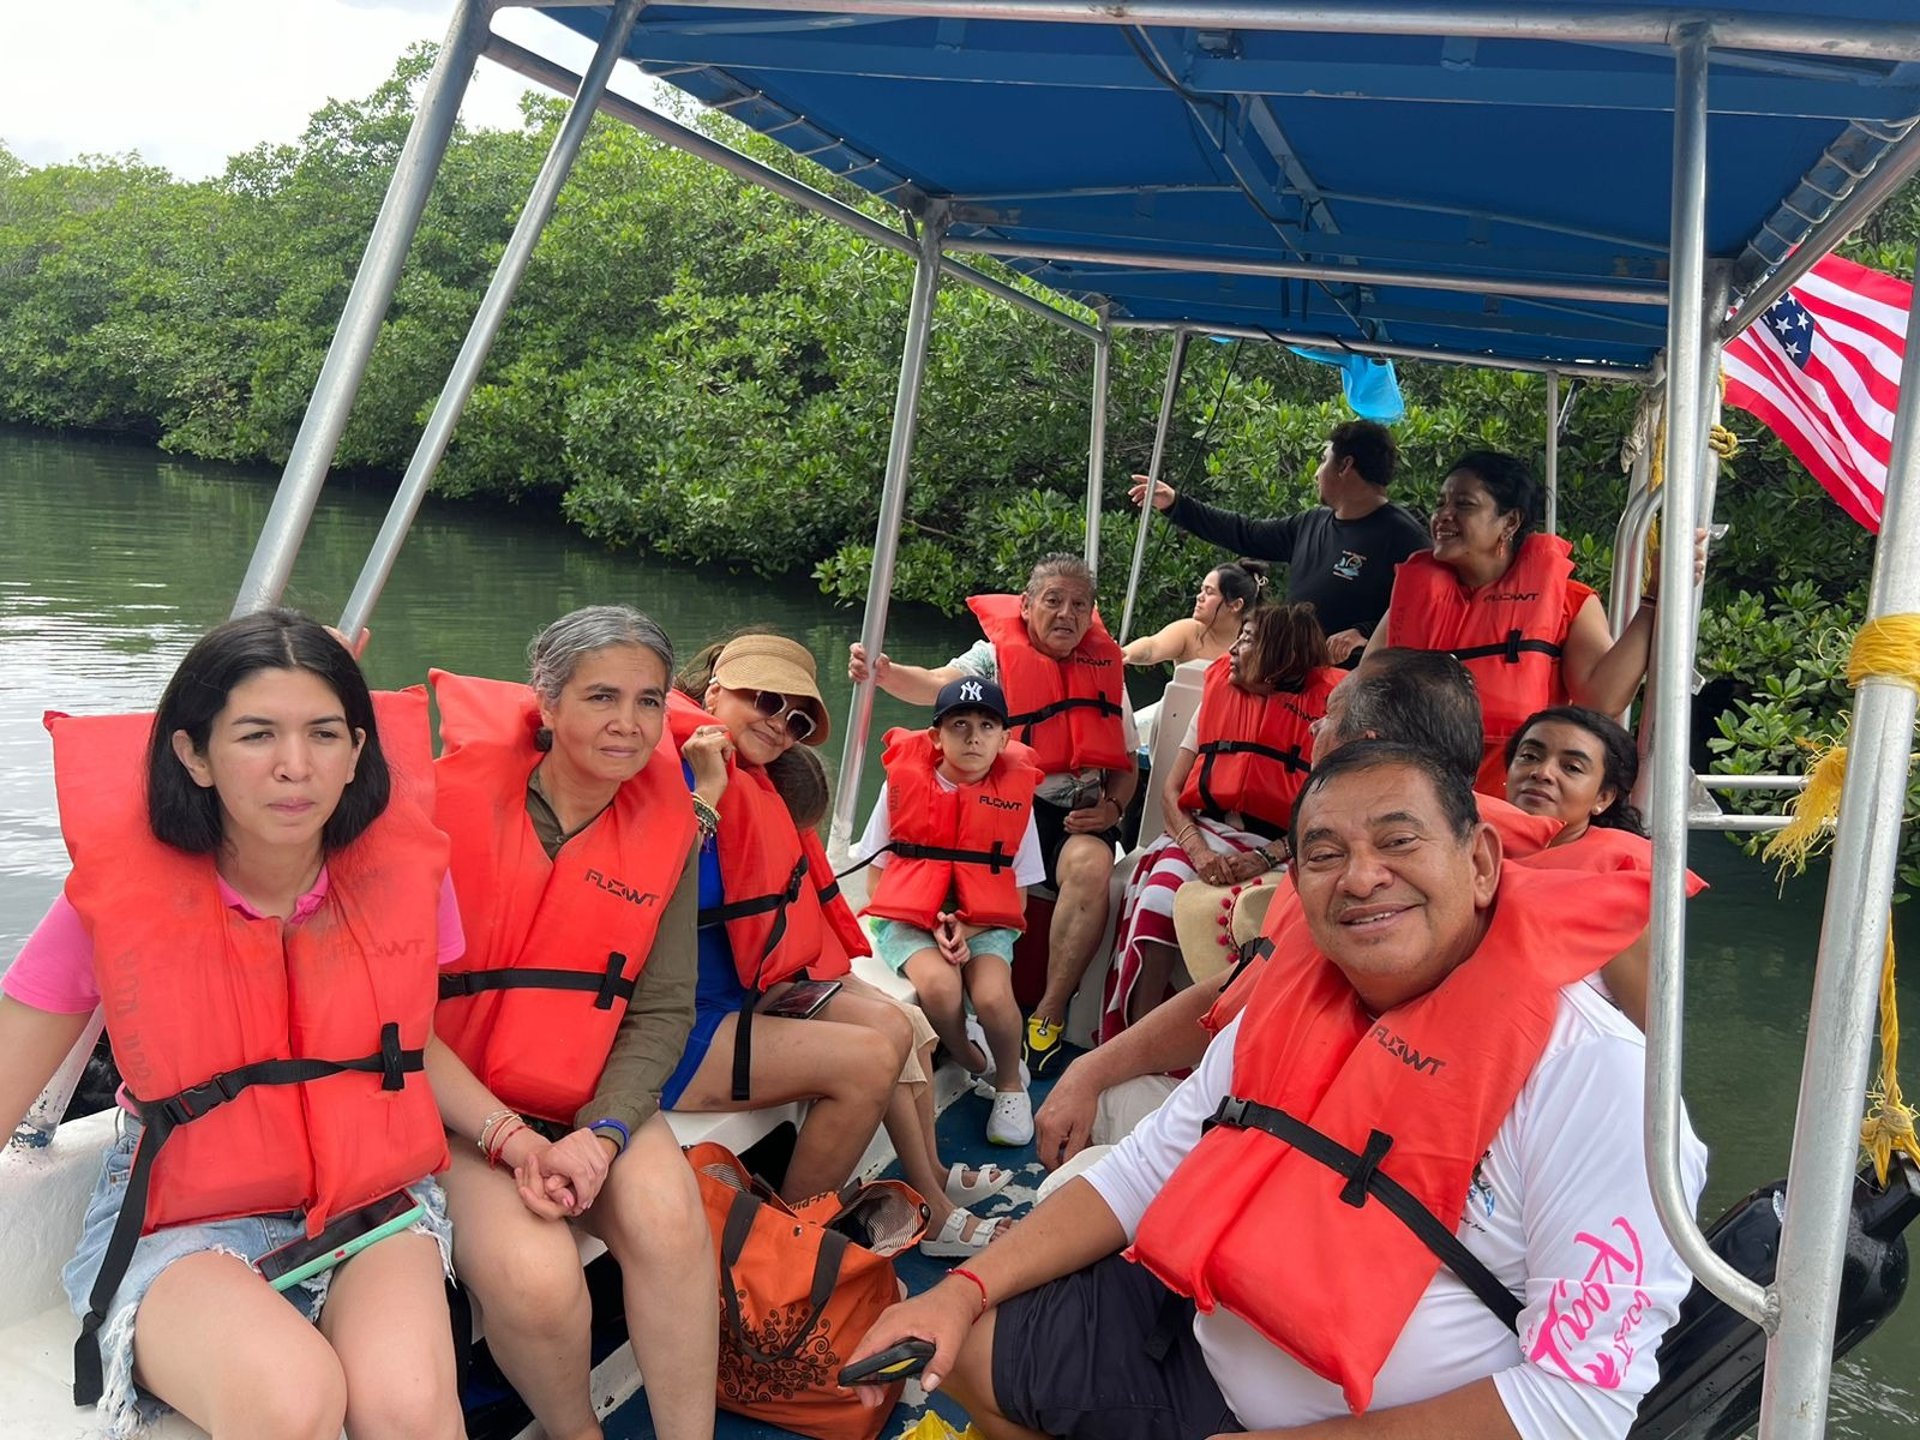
[{"left": 3, "top": 870, "right": 466, "bottom": 1016}]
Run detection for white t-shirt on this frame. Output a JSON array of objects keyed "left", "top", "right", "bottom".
[
  {"left": 1085, "top": 984, "right": 1708, "bottom": 1438},
  {"left": 948, "top": 639, "right": 1139, "bottom": 807},
  {"left": 853, "top": 773, "right": 1046, "bottom": 891}
]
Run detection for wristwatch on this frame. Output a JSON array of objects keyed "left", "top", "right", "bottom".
[{"left": 1258, "top": 842, "right": 1289, "bottom": 870}]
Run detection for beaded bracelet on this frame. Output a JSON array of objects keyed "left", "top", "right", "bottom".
[
  {"left": 476, "top": 1107, "right": 517, "bottom": 1155},
  {"left": 690, "top": 793, "right": 720, "bottom": 841}
]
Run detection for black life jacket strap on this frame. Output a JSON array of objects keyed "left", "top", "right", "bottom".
[
  {"left": 1196, "top": 739, "right": 1309, "bottom": 819},
  {"left": 1220, "top": 935, "right": 1274, "bottom": 994},
  {"left": 1446, "top": 632, "right": 1565, "bottom": 666},
  {"left": 1007, "top": 693, "right": 1124, "bottom": 744},
  {"left": 74, "top": 1028, "right": 425, "bottom": 1405},
  {"left": 699, "top": 854, "right": 811, "bottom": 929},
  {"left": 438, "top": 952, "right": 635, "bottom": 1011},
  {"left": 833, "top": 838, "right": 1016, "bottom": 882},
  {"left": 711, "top": 856, "right": 810, "bottom": 1102},
  {"left": 1205, "top": 1095, "right": 1523, "bottom": 1332}
]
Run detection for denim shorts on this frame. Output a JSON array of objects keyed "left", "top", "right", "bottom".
[
  {"left": 870, "top": 916, "right": 1019, "bottom": 974},
  {"left": 62, "top": 1113, "right": 453, "bottom": 1438}
]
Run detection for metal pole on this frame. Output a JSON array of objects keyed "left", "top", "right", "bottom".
[
  {"left": 827, "top": 206, "right": 951, "bottom": 860},
  {"left": 1111, "top": 317, "right": 1648, "bottom": 381},
  {"left": 230, "top": 0, "right": 497, "bottom": 616},
  {"left": 1543, "top": 372, "right": 1559, "bottom": 537},
  {"left": 338, "top": 1, "right": 644, "bottom": 640},
  {"left": 1727, "top": 122, "right": 1920, "bottom": 339},
  {"left": 1085, "top": 305, "right": 1112, "bottom": 577},
  {"left": 1758, "top": 242, "right": 1920, "bottom": 1440},
  {"left": 943, "top": 235, "right": 1668, "bottom": 308},
  {"left": 1689, "top": 265, "right": 1732, "bottom": 638},
  {"left": 1117, "top": 330, "right": 1190, "bottom": 645},
  {"left": 480, "top": 36, "right": 1100, "bottom": 343},
  {"left": 1644, "top": 26, "right": 1774, "bottom": 1329}
]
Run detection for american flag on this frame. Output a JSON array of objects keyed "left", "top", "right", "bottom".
[{"left": 1722, "top": 252, "right": 1911, "bottom": 532}]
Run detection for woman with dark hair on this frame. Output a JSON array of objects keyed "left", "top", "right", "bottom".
[
  {"left": 1121, "top": 560, "right": 1268, "bottom": 667},
  {"left": 1103, "top": 602, "right": 1341, "bottom": 1040},
  {"left": 426, "top": 605, "right": 717, "bottom": 1440},
  {"left": 1367, "top": 449, "right": 1698, "bottom": 795},
  {"left": 0, "top": 610, "right": 462, "bottom": 1440},
  {"left": 1502, "top": 705, "right": 1703, "bottom": 1029}
]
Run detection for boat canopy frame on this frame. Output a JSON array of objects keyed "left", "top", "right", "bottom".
[{"left": 195, "top": 4, "right": 1920, "bottom": 1436}]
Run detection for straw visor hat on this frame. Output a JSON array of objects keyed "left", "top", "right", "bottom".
[
  {"left": 1170, "top": 874, "right": 1283, "bottom": 986},
  {"left": 711, "top": 634, "right": 831, "bottom": 746}
]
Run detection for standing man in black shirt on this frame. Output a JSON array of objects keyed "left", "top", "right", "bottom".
[{"left": 1129, "top": 419, "right": 1430, "bottom": 664}]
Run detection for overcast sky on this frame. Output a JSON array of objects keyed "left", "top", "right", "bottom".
[{"left": 0, "top": 2, "right": 649, "bottom": 180}]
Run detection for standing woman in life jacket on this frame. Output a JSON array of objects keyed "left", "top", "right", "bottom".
[
  {"left": 1104, "top": 602, "right": 1340, "bottom": 1041},
  {"left": 426, "top": 607, "right": 716, "bottom": 1440},
  {"left": 0, "top": 610, "right": 462, "bottom": 1440},
  {"left": 1503, "top": 704, "right": 1706, "bottom": 1032},
  {"left": 661, "top": 633, "right": 916, "bottom": 1205},
  {"left": 1367, "top": 450, "right": 1703, "bottom": 795}
]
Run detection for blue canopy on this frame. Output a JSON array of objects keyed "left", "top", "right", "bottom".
[{"left": 537, "top": 2, "right": 1920, "bottom": 371}]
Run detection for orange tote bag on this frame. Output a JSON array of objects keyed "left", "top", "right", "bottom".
[{"left": 686, "top": 1142, "right": 927, "bottom": 1440}]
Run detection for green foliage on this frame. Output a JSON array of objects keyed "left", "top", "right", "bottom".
[{"left": 2, "top": 49, "right": 1916, "bottom": 889}]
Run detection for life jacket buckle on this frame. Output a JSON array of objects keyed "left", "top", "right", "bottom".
[
  {"left": 1503, "top": 629, "right": 1524, "bottom": 664},
  {"left": 154, "top": 1072, "right": 240, "bottom": 1126},
  {"left": 1207, "top": 1096, "right": 1250, "bottom": 1134}
]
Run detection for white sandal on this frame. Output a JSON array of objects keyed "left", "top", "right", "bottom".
[
  {"left": 944, "top": 1160, "right": 1015, "bottom": 1205},
  {"left": 920, "top": 1207, "right": 1008, "bottom": 1258}
]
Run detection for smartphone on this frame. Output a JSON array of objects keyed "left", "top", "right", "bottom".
[
  {"left": 762, "top": 978, "right": 842, "bottom": 1020},
  {"left": 255, "top": 1191, "right": 423, "bottom": 1292},
  {"left": 838, "top": 1338, "right": 936, "bottom": 1387}
]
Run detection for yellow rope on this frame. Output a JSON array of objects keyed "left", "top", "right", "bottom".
[
  {"left": 1761, "top": 613, "right": 1920, "bottom": 1185},
  {"left": 1642, "top": 373, "right": 1738, "bottom": 560}
]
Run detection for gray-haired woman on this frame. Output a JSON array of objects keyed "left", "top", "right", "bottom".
[{"left": 426, "top": 606, "right": 717, "bottom": 1440}]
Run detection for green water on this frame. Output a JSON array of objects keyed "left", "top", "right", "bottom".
[{"left": 2, "top": 426, "right": 1915, "bottom": 1434}]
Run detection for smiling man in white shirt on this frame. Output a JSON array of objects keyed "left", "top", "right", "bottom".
[{"left": 847, "top": 739, "right": 1706, "bottom": 1440}]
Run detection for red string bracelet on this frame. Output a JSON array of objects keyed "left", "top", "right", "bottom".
[{"left": 950, "top": 1266, "right": 989, "bottom": 1316}]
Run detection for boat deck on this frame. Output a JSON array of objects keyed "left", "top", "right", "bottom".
[{"left": 603, "top": 1079, "right": 1054, "bottom": 1440}]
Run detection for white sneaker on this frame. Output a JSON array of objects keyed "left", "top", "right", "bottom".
[
  {"left": 986, "top": 1088, "right": 1035, "bottom": 1147},
  {"left": 966, "top": 1016, "right": 1030, "bottom": 1095}
]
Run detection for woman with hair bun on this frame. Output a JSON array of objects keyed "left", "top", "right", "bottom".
[
  {"left": 429, "top": 604, "right": 717, "bottom": 1440},
  {"left": 1121, "top": 561, "right": 1268, "bottom": 668},
  {"left": 0, "top": 609, "right": 462, "bottom": 1440}
]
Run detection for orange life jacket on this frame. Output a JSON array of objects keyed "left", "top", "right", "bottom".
[
  {"left": 1525, "top": 822, "right": 1706, "bottom": 897},
  {"left": 1390, "top": 534, "right": 1575, "bottom": 794},
  {"left": 1132, "top": 863, "right": 1652, "bottom": 1414},
  {"left": 1176, "top": 660, "right": 1340, "bottom": 834},
  {"left": 864, "top": 728, "right": 1041, "bottom": 932},
  {"left": 48, "top": 691, "right": 449, "bottom": 1404},
  {"left": 966, "top": 593, "right": 1129, "bottom": 775},
  {"left": 800, "top": 824, "right": 865, "bottom": 981},
  {"left": 429, "top": 671, "right": 695, "bottom": 1124},
  {"left": 665, "top": 693, "right": 863, "bottom": 989},
  {"left": 666, "top": 692, "right": 867, "bottom": 1100}
]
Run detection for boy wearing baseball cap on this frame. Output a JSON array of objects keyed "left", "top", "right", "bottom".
[{"left": 853, "top": 678, "right": 1044, "bottom": 1159}]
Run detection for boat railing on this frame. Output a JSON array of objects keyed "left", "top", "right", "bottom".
[{"left": 14, "top": 7, "right": 1920, "bottom": 1437}]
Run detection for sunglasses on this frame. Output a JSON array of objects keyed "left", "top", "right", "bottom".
[{"left": 749, "top": 689, "right": 818, "bottom": 744}]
